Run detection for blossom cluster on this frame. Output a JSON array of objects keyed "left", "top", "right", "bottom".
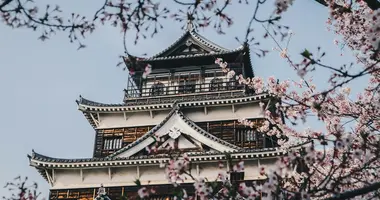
[
  {"left": 212, "top": 57, "right": 380, "bottom": 199},
  {"left": 327, "top": 0, "right": 380, "bottom": 61}
]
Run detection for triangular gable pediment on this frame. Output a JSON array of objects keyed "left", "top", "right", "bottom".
[
  {"left": 151, "top": 30, "right": 230, "bottom": 58},
  {"left": 157, "top": 135, "right": 202, "bottom": 151},
  {"left": 110, "top": 109, "right": 240, "bottom": 158}
]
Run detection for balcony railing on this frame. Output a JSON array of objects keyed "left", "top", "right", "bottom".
[{"left": 124, "top": 80, "right": 252, "bottom": 101}]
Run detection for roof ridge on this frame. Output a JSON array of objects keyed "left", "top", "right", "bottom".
[
  {"left": 149, "top": 31, "right": 190, "bottom": 59},
  {"left": 189, "top": 30, "right": 230, "bottom": 52}
]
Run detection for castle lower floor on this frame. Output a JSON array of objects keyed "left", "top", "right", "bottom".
[
  {"left": 50, "top": 183, "right": 195, "bottom": 200},
  {"left": 49, "top": 180, "right": 264, "bottom": 200}
]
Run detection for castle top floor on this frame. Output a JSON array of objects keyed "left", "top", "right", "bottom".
[{"left": 122, "top": 23, "right": 254, "bottom": 102}]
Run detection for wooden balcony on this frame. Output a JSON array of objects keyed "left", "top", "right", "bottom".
[{"left": 123, "top": 80, "right": 255, "bottom": 105}]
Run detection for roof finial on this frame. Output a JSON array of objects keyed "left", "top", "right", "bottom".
[
  {"left": 186, "top": 19, "right": 194, "bottom": 31},
  {"left": 186, "top": 13, "right": 195, "bottom": 31}
]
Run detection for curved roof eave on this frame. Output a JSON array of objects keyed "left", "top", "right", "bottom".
[
  {"left": 77, "top": 93, "right": 270, "bottom": 111},
  {"left": 141, "top": 45, "right": 244, "bottom": 62},
  {"left": 28, "top": 147, "right": 287, "bottom": 165}
]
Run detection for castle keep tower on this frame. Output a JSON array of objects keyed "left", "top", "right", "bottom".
[{"left": 28, "top": 22, "right": 283, "bottom": 200}]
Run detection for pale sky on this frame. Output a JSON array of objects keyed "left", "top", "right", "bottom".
[{"left": 0, "top": 0, "right": 364, "bottom": 198}]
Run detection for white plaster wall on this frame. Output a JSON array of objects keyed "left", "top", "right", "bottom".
[
  {"left": 198, "top": 162, "right": 224, "bottom": 181},
  {"left": 259, "top": 158, "right": 279, "bottom": 172},
  {"left": 244, "top": 160, "right": 261, "bottom": 180},
  {"left": 177, "top": 136, "right": 198, "bottom": 149},
  {"left": 51, "top": 166, "right": 164, "bottom": 189},
  {"left": 82, "top": 168, "right": 109, "bottom": 185},
  {"left": 98, "top": 110, "right": 170, "bottom": 129},
  {"left": 183, "top": 103, "right": 263, "bottom": 122},
  {"left": 111, "top": 167, "right": 138, "bottom": 184},
  {"left": 50, "top": 157, "right": 279, "bottom": 189},
  {"left": 97, "top": 102, "right": 263, "bottom": 129},
  {"left": 54, "top": 169, "right": 81, "bottom": 188},
  {"left": 159, "top": 136, "right": 198, "bottom": 151},
  {"left": 139, "top": 165, "right": 167, "bottom": 184}
]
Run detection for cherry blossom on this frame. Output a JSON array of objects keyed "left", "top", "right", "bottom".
[{"left": 4, "top": 0, "right": 380, "bottom": 199}]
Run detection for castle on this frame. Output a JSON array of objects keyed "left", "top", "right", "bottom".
[{"left": 28, "top": 21, "right": 284, "bottom": 200}]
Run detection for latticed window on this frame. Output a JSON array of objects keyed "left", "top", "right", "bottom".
[
  {"left": 236, "top": 129, "right": 257, "bottom": 142},
  {"left": 150, "top": 82, "right": 165, "bottom": 96},
  {"left": 196, "top": 119, "right": 266, "bottom": 149},
  {"left": 103, "top": 137, "right": 122, "bottom": 150},
  {"left": 245, "top": 130, "right": 256, "bottom": 141},
  {"left": 210, "top": 78, "right": 223, "bottom": 91}
]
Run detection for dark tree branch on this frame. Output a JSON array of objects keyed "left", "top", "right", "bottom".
[
  {"left": 314, "top": 0, "right": 380, "bottom": 10},
  {"left": 325, "top": 182, "right": 380, "bottom": 200},
  {"left": 314, "top": 0, "right": 328, "bottom": 6},
  {"left": 0, "top": 0, "right": 12, "bottom": 10}
]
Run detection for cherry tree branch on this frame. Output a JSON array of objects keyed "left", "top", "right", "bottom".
[
  {"left": 0, "top": 0, "right": 12, "bottom": 10},
  {"left": 325, "top": 181, "right": 380, "bottom": 200},
  {"left": 314, "top": 0, "right": 380, "bottom": 10}
]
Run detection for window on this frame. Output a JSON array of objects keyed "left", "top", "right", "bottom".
[
  {"left": 236, "top": 129, "right": 257, "bottom": 142},
  {"left": 178, "top": 79, "right": 195, "bottom": 94},
  {"left": 230, "top": 172, "right": 244, "bottom": 182},
  {"left": 245, "top": 130, "right": 256, "bottom": 141},
  {"left": 210, "top": 78, "right": 223, "bottom": 91},
  {"left": 103, "top": 137, "right": 122, "bottom": 150},
  {"left": 150, "top": 82, "right": 165, "bottom": 96}
]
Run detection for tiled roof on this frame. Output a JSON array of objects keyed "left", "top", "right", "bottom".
[
  {"left": 148, "top": 29, "right": 235, "bottom": 59},
  {"left": 29, "top": 147, "right": 285, "bottom": 165},
  {"left": 188, "top": 30, "right": 231, "bottom": 52},
  {"left": 76, "top": 95, "right": 124, "bottom": 107},
  {"left": 77, "top": 93, "right": 270, "bottom": 129},
  {"left": 142, "top": 45, "right": 244, "bottom": 62},
  {"left": 28, "top": 146, "right": 288, "bottom": 183},
  {"left": 28, "top": 149, "right": 169, "bottom": 163},
  {"left": 78, "top": 92, "right": 268, "bottom": 108},
  {"left": 123, "top": 91, "right": 249, "bottom": 106},
  {"left": 124, "top": 27, "right": 245, "bottom": 63}
]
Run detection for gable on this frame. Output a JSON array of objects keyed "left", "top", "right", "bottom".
[
  {"left": 151, "top": 31, "right": 230, "bottom": 58},
  {"left": 110, "top": 109, "right": 240, "bottom": 158},
  {"left": 171, "top": 43, "right": 209, "bottom": 56},
  {"left": 157, "top": 135, "right": 201, "bottom": 151}
]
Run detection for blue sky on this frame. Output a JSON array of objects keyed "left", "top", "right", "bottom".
[{"left": 0, "top": 0, "right": 364, "bottom": 198}]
